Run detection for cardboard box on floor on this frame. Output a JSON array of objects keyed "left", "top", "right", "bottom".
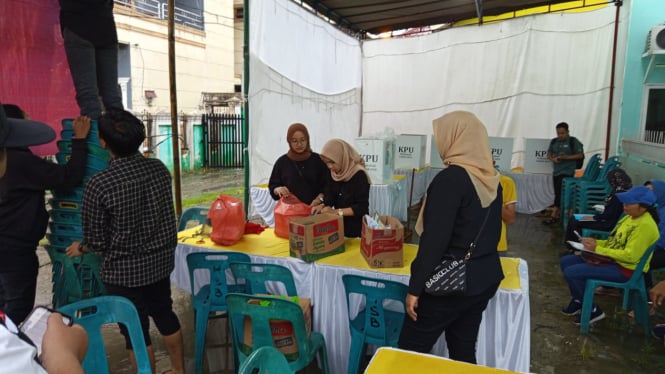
[
  {"left": 361, "top": 215, "right": 404, "bottom": 268},
  {"left": 241, "top": 296, "right": 312, "bottom": 361},
  {"left": 289, "top": 214, "right": 345, "bottom": 262}
]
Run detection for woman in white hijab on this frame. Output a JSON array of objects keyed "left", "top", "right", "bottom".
[{"left": 398, "top": 111, "right": 504, "bottom": 364}]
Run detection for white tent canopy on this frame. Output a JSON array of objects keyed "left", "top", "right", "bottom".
[{"left": 248, "top": 0, "right": 615, "bottom": 185}]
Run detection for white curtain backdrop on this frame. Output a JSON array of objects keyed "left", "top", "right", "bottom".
[
  {"left": 362, "top": 7, "right": 615, "bottom": 168},
  {"left": 249, "top": 0, "right": 615, "bottom": 182}
]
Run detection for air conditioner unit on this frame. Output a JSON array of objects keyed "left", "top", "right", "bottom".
[{"left": 645, "top": 24, "right": 665, "bottom": 55}]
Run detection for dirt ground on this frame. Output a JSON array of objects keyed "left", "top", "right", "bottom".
[{"left": 35, "top": 168, "right": 665, "bottom": 373}]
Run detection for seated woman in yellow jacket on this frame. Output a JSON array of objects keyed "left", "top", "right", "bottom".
[{"left": 559, "top": 186, "right": 660, "bottom": 326}]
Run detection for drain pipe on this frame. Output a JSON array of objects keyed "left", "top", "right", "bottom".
[{"left": 605, "top": 0, "right": 622, "bottom": 160}]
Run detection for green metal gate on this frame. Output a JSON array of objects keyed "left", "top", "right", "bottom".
[{"left": 202, "top": 113, "right": 244, "bottom": 168}]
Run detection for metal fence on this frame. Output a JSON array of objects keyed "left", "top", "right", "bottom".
[
  {"left": 114, "top": 0, "right": 204, "bottom": 31},
  {"left": 202, "top": 113, "right": 244, "bottom": 168}
]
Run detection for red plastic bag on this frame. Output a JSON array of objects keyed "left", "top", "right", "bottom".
[
  {"left": 274, "top": 195, "right": 311, "bottom": 238},
  {"left": 208, "top": 194, "right": 246, "bottom": 246}
]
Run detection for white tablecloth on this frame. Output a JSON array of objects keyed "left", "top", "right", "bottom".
[
  {"left": 504, "top": 172, "right": 554, "bottom": 214},
  {"left": 394, "top": 167, "right": 428, "bottom": 207},
  {"left": 249, "top": 176, "right": 408, "bottom": 225},
  {"left": 170, "top": 244, "right": 530, "bottom": 374}
]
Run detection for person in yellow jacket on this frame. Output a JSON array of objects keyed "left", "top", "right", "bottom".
[
  {"left": 498, "top": 173, "right": 517, "bottom": 253},
  {"left": 559, "top": 186, "right": 660, "bottom": 325}
]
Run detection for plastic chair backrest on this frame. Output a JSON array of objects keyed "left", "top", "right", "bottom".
[
  {"left": 58, "top": 296, "right": 152, "bottom": 374},
  {"left": 581, "top": 154, "right": 602, "bottom": 181},
  {"left": 627, "top": 244, "right": 656, "bottom": 286},
  {"left": 226, "top": 293, "right": 312, "bottom": 369},
  {"left": 342, "top": 274, "right": 408, "bottom": 341},
  {"left": 229, "top": 262, "right": 298, "bottom": 296},
  {"left": 595, "top": 156, "right": 620, "bottom": 182},
  {"left": 178, "top": 206, "right": 210, "bottom": 231},
  {"left": 238, "top": 346, "right": 293, "bottom": 374},
  {"left": 186, "top": 251, "right": 251, "bottom": 306}
]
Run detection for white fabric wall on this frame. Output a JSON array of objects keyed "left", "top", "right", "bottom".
[
  {"left": 248, "top": 1, "right": 616, "bottom": 184},
  {"left": 248, "top": 0, "right": 362, "bottom": 185},
  {"left": 362, "top": 7, "right": 616, "bottom": 168}
]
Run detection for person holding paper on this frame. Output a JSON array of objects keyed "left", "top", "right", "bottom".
[
  {"left": 562, "top": 168, "right": 632, "bottom": 253},
  {"left": 559, "top": 186, "right": 659, "bottom": 326},
  {"left": 311, "top": 139, "right": 370, "bottom": 237},
  {"left": 543, "top": 122, "right": 584, "bottom": 225},
  {"left": 268, "top": 123, "right": 328, "bottom": 206}
]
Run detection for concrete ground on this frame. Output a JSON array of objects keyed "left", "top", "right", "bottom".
[{"left": 35, "top": 168, "right": 665, "bottom": 373}]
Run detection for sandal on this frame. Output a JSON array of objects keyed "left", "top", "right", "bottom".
[{"left": 542, "top": 217, "right": 559, "bottom": 225}]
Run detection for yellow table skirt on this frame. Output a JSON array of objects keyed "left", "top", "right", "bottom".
[
  {"left": 365, "top": 347, "right": 519, "bottom": 374},
  {"left": 177, "top": 226, "right": 521, "bottom": 290}
]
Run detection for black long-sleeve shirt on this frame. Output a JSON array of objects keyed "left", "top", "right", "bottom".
[
  {"left": 322, "top": 171, "right": 370, "bottom": 238},
  {"left": 268, "top": 153, "right": 329, "bottom": 205},
  {"left": 410, "top": 165, "right": 504, "bottom": 296},
  {"left": 0, "top": 139, "right": 88, "bottom": 249}
]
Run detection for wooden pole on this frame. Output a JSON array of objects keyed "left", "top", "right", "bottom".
[{"left": 168, "top": 0, "right": 183, "bottom": 217}]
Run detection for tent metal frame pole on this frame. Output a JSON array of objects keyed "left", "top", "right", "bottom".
[
  {"left": 168, "top": 0, "right": 182, "bottom": 217},
  {"left": 243, "top": 0, "right": 250, "bottom": 216}
]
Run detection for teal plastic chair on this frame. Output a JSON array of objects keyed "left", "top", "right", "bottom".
[
  {"left": 46, "top": 246, "right": 105, "bottom": 308},
  {"left": 225, "top": 293, "right": 329, "bottom": 374},
  {"left": 579, "top": 244, "right": 656, "bottom": 334},
  {"left": 186, "top": 251, "right": 251, "bottom": 374},
  {"left": 238, "top": 346, "right": 294, "bottom": 374},
  {"left": 179, "top": 206, "right": 210, "bottom": 231},
  {"left": 342, "top": 274, "right": 408, "bottom": 374},
  {"left": 58, "top": 296, "right": 152, "bottom": 374},
  {"left": 229, "top": 262, "right": 298, "bottom": 296}
]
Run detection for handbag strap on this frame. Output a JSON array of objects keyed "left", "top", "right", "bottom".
[{"left": 464, "top": 208, "right": 492, "bottom": 260}]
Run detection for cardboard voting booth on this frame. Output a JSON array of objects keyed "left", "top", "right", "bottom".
[
  {"left": 489, "top": 137, "right": 514, "bottom": 172},
  {"left": 429, "top": 135, "right": 445, "bottom": 169},
  {"left": 361, "top": 216, "right": 404, "bottom": 268},
  {"left": 289, "top": 214, "right": 345, "bottom": 262},
  {"left": 394, "top": 134, "right": 427, "bottom": 169},
  {"left": 524, "top": 138, "right": 553, "bottom": 174},
  {"left": 355, "top": 137, "right": 395, "bottom": 184}
]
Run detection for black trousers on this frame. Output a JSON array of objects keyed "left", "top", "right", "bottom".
[
  {"left": 553, "top": 174, "right": 573, "bottom": 208},
  {"left": 646, "top": 247, "right": 665, "bottom": 289},
  {"left": 0, "top": 247, "right": 39, "bottom": 324},
  {"left": 398, "top": 282, "right": 500, "bottom": 364}
]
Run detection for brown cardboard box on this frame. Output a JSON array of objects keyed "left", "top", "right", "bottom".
[
  {"left": 241, "top": 296, "right": 312, "bottom": 361},
  {"left": 288, "top": 214, "right": 345, "bottom": 262},
  {"left": 361, "top": 215, "right": 404, "bottom": 268}
]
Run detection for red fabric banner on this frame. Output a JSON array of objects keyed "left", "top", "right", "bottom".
[{"left": 0, "top": 0, "right": 78, "bottom": 155}]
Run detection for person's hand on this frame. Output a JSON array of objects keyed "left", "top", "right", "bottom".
[
  {"left": 581, "top": 237, "right": 596, "bottom": 251},
  {"left": 40, "top": 313, "right": 88, "bottom": 374},
  {"left": 66, "top": 241, "right": 83, "bottom": 258},
  {"left": 310, "top": 195, "right": 324, "bottom": 207},
  {"left": 405, "top": 293, "right": 419, "bottom": 321},
  {"left": 650, "top": 281, "right": 665, "bottom": 307},
  {"left": 72, "top": 116, "right": 91, "bottom": 140},
  {"left": 274, "top": 186, "right": 290, "bottom": 198},
  {"left": 311, "top": 204, "right": 334, "bottom": 215}
]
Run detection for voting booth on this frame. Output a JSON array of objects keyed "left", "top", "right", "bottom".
[
  {"left": 489, "top": 137, "right": 514, "bottom": 172},
  {"left": 524, "top": 138, "right": 553, "bottom": 174}
]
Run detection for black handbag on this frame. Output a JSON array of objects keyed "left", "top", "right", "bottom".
[{"left": 424, "top": 209, "right": 491, "bottom": 296}]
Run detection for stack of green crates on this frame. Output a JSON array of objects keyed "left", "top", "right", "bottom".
[{"left": 46, "top": 119, "right": 110, "bottom": 308}]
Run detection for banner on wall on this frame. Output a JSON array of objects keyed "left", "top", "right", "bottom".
[
  {"left": 524, "top": 138, "right": 553, "bottom": 174},
  {"left": 489, "top": 137, "right": 513, "bottom": 172}
]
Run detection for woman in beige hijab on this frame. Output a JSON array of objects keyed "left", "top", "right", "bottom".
[
  {"left": 311, "top": 138, "right": 370, "bottom": 237},
  {"left": 398, "top": 111, "right": 504, "bottom": 364}
]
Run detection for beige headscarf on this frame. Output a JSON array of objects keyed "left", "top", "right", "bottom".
[
  {"left": 415, "top": 111, "right": 500, "bottom": 235},
  {"left": 320, "top": 138, "right": 371, "bottom": 183}
]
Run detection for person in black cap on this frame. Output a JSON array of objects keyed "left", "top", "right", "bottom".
[{"left": 0, "top": 104, "right": 90, "bottom": 324}]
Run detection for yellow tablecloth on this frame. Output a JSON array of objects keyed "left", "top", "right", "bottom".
[
  {"left": 177, "top": 226, "right": 520, "bottom": 290},
  {"left": 365, "top": 347, "right": 520, "bottom": 374}
]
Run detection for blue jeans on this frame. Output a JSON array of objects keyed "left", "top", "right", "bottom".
[
  {"left": 560, "top": 254, "right": 626, "bottom": 302},
  {"left": 63, "top": 28, "right": 123, "bottom": 120}
]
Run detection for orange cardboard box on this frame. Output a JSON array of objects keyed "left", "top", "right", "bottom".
[
  {"left": 289, "top": 214, "right": 345, "bottom": 262},
  {"left": 361, "top": 215, "right": 404, "bottom": 268},
  {"left": 241, "top": 296, "right": 312, "bottom": 360}
]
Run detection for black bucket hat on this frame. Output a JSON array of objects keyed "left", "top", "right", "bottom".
[{"left": 0, "top": 102, "right": 56, "bottom": 148}]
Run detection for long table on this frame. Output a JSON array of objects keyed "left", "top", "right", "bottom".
[
  {"left": 249, "top": 175, "right": 408, "bottom": 226},
  {"left": 365, "top": 347, "right": 520, "bottom": 373},
  {"left": 504, "top": 171, "right": 554, "bottom": 214},
  {"left": 172, "top": 227, "right": 530, "bottom": 374}
]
